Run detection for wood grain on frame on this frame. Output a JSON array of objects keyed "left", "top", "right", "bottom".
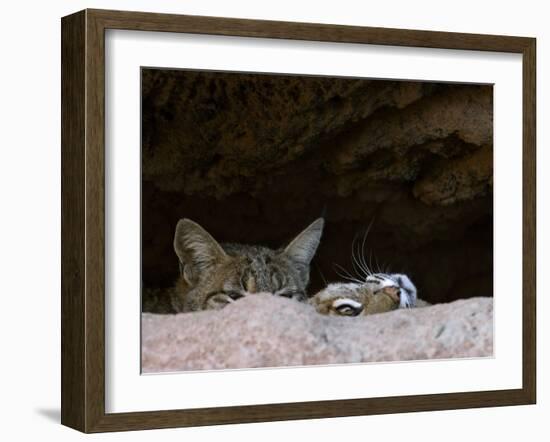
[
  {"left": 61, "top": 8, "right": 536, "bottom": 433},
  {"left": 61, "top": 10, "right": 86, "bottom": 431}
]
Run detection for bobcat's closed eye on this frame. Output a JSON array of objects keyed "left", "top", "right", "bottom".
[{"left": 278, "top": 291, "right": 305, "bottom": 299}]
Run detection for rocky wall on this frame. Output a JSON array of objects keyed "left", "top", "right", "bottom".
[{"left": 141, "top": 69, "right": 493, "bottom": 311}]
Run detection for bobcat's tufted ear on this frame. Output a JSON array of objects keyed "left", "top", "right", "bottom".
[
  {"left": 284, "top": 218, "right": 324, "bottom": 267},
  {"left": 174, "top": 218, "right": 227, "bottom": 284}
]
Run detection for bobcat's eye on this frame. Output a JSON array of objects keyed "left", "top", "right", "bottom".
[
  {"left": 205, "top": 291, "right": 244, "bottom": 310},
  {"left": 225, "top": 291, "right": 244, "bottom": 300},
  {"left": 278, "top": 291, "right": 304, "bottom": 300},
  {"left": 335, "top": 304, "right": 363, "bottom": 316},
  {"left": 332, "top": 298, "right": 364, "bottom": 316}
]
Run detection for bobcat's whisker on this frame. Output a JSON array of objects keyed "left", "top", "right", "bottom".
[
  {"left": 368, "top": 249, "right": 381, "bottom": 278},
  {"left": 334, "top": 270, "right": 363, "bottom": 284},
  {"left": 374, "top": 254, "right": 383, "bottom": 274},
  {"left": 359, "top": 219, "right": 375, "bottom": 277},
  {"left": 315, "top": 262, "right": 328, "bottom": 286},
  {"left": 357, "top": 239, "right": 372, "bottom": 277},
  {"left": 351, "top": 235, "right": 362, "bottom": 278},
  {"left": 351, "top": 233, "right": 367, "bottom": 277},
  {"left": 352, "top": 232, "right": 372, "bottom": 279},
  {"left": 333, "top": 263, "right": 364, "bottom": 284},
  {"left": 351, "top": 235, "right": 368, "bottom": 280},
  {"left": 369, "top": 250, "right": 373, "bottom": 269}
]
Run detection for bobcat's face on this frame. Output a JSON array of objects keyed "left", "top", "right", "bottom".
[
  {"left": 310, "top": 273, "right": 417, "bottom": 316},
  {"left": 172, "top": 218, "right": 324, "bottom": 312}
]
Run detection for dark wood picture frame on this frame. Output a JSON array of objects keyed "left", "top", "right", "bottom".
[{"left": 61, "top": 8, "right": 536, "bottom": 433}]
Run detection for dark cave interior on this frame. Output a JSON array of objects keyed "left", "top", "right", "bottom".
[{"left": 141, "top": 68, "right": 493, "bottom": 312}]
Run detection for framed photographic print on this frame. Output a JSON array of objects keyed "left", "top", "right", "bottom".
[{"left": 61, "top": 9, "right": 536, "bottom": 433}]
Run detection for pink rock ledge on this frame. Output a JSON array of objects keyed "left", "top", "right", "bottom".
[{"left": 141, "top": 293, "right": 493, "bottom": 373}]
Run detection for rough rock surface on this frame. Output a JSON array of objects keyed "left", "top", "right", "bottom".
[
  {"left": 141, "top": 70, "right": 493, "bottom": 307},
  {"left": 142, "top": 294, "right": 493, "bottom": 373}
]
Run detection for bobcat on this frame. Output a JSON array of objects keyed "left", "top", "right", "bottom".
[
  {"left": 310, "top": 273, "right": 420, "bottom": 316},
  {"left": 171, "top": 217, "right": 324, "bottom": 312}
]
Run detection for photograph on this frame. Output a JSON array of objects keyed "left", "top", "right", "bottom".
[{"left": 140, "top": 68, "right": 494, "bottom": 373}]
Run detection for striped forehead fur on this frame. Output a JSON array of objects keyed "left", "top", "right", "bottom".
[{"left": 171, "top": 217, "right": 324, "bottom": 312}]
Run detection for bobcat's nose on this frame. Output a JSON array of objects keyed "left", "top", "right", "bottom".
[{"left": 381, "top": 286, "right": 401, "bottom": 303}]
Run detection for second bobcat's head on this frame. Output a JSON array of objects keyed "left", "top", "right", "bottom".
[
  {"left": 173, "top": 218, "right": 324, "bottom": 311},
  {"left": 310, "top": 273, "right": 418, "bottom": 317}
]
